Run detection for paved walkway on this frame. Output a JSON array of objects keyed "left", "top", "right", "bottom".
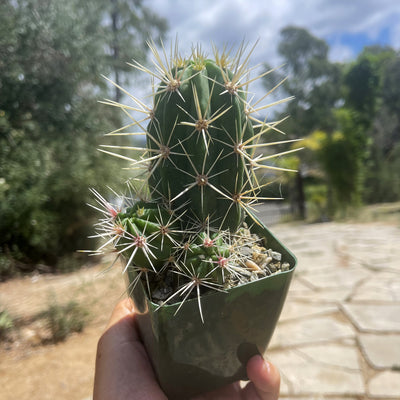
[{"left": 265, "top": 221, "right": 400, "bottom": 400}]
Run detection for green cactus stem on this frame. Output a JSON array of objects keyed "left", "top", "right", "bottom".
[
  {"left": 146, "top": 54, "right": 255, "bottom": 232},
  {"left": 93, "top": 40, "right": 301, "bottom": 318}
]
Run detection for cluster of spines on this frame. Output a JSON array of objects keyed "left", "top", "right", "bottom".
[
  {"left": 89, "top": 188, "right": 262, "bottom": 321},
  {"left": 93, "top": 40, "right": 301, "bottom": 319}
]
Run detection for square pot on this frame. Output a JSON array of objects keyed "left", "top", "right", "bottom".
[{"left": 128, "top": 220, "right": 297, "bottom": 399}]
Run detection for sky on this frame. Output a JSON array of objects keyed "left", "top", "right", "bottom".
[{"left": 149, "top": 0, "right": 400, "bottom": 66}]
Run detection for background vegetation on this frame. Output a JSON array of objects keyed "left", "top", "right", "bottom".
[
  {"left": 262, "top": 27, "right": 400, "bottom": 220},
  {"left": 0, "top": 2, "right": 399, "bottom": 278},
  {"left": 0, "top": 0, "right": 166, "bottom": 278}
]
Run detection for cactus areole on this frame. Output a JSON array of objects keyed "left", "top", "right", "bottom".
[
  {"left": 92, "top": 40, "right": 298, "bottom": 398},
  {"left": 147, "top": 57, "right": 254, "bottom": 232}
]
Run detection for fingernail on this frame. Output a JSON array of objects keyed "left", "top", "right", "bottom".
[
  {"left": 253, "top": 354, "right": 269, "bottom": 371},
  {"left": 263, "top": 359, "right": 272, "bottom": 374}
]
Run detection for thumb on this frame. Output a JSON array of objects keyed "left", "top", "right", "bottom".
[{"left": 243, "top": 355, "right": 280, "bottom": 400}]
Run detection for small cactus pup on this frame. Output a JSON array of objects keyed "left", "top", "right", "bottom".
[{"left": 92, "top": 40, "right": 299, "bottom": 398}]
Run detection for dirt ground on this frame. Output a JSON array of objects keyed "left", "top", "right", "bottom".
[{"left": 0, "top": 258, "right": 126, "bottom": 400}]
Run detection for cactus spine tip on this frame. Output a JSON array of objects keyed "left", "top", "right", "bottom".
[{"left": 92, "top": 39, "right": 299, "bottom": 317}]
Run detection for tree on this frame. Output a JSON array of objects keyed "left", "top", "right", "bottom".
[
  {"left": 106, "top": 0, "right": 168, "bottom": 101},
  {"left": 0, "top": 0, "right": 167, "bottom": 276},
  {"left": 277, "top": 26, "right": 343, "bottom": 134},
  {"left": 344, "top": 46, "right": 395, "bottom": 127},
  {"left": 354, "top": 48, "right": 400, "bottom": 203},
  {"left": 264, "top": 28, "right": 400, "bottom": 217},
  {"left": 263, "top": 26, "right": 343, "bottom": 218}
]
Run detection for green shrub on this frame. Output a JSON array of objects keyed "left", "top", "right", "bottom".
[
  {"left": 305, "top": 184, "right": 328, "bottom": 221},
  {"left": 42, "top": 300, "right": 89, "bottom": 342},
  {"left": 0, "top": 253, "right": 16, "bottom": 280},
  {"left": 56, "top": 254, "right": 85, "bottom": 274},
  {"left": 0, "top": 307, "right": 14, "bottom": 340}
]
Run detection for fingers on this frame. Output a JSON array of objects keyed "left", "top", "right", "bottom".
[
  {"left": 105, "top": 297, "right": 138, "bottom": 336},
  {"left": 93, "top": 298, "right": 167, "bottom": 400},
  {"left": 191, "top": 381, "right": 242, "bottom": 399},
  {"left": 99, "top": 297, "right": 140, "bottom": 346},
  {"left": 106, "top": 297, "right": 134, "bottom": 328},
  {"left": 192, "top": 355, "right": 280, "bottom": 400},
  {"left": 244, "top": 355, "right": 280, "bottom": 400}
]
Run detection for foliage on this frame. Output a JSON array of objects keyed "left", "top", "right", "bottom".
[
  {"left": 304, "top": 184, "right": 328, "bottom": 221},
  {"left": 0, "top": 253, "right": 17, "bottom": 280},
  {"left": 276, "top": 26, "right": 343, "bottom": 134},
  {"left": 362, "top": 51, "right": 400, "bottom": 203},
  {"left": 265, "top": 26, "right": 344, "bottom": 219},
  {"left": 303, "top": 126, "right": 364, "bottom": 217},
  {"left": 266, "top": 26, "right": 400, "bottom": 220},
  {"left": 42, "top": 300, "right": 89, "bottom": 342},
  {"left": 0, "top": 0, "right": 167, "bottom": 273},
  {"left": 365, "top": 140, "right": 400, "bottom": 203},
  {"left": 104, "top": 0, "right": 168, "bottom": 101},
  {"left": 0, "top": 307, "right": 14, "bottom": 340}
]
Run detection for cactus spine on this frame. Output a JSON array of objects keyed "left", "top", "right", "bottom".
[
  {"left": 94, "top": 41, "right": 299, "bottom": 319},
  {"left": 146, "top": 50, "right": 253, "bottom": 232}
]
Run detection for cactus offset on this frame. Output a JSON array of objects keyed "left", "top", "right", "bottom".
[{"left": 93, "top": 40, "right": 300, "bottom": 319}]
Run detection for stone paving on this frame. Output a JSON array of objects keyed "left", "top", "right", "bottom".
[
  {"left": 264, "top": 221, "right": 400, "bottom": 400},
  {"left": 77, "top": 220, "right": 400, "bottom": 400}
]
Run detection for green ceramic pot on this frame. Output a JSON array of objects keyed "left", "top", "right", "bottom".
[{"left": 127, "top": 220, "right": 296, "bottom": 399}]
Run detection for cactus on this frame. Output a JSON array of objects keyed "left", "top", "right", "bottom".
[{"left": 92, "top": 40, "right": 300, "bottom": 320}]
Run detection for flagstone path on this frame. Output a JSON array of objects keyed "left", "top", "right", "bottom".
[{"left": 267, "top": 221, "right": 400, "bottom": 400}]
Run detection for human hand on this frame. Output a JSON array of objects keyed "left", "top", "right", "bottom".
[{"left": 93, "top": 298, "right": 280, "bottom": 400}]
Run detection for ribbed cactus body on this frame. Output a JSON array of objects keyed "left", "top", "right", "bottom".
[
  {"left": 117, "top": 201, "right": 180, "bottom": 271},
  {"left": 147, "top": 59, "right": 254, "bottom": 232},
  {"left": 95, "top": 41, "right": 298, "bottom": 313}
]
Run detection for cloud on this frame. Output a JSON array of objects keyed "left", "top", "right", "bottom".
[
  {"left": 131, "top": 0, "right": 399, "bottom": 117},
  {"left": 151, "top": 0, "right": 400, "bottom": 65}
]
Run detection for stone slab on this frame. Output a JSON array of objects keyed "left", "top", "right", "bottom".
[
  {"left": 295, "top": 343, "right": 361, "bottom": 371},
  {"left": 270, "top": 315, "right": 355, "bottom": 349},
  {"left": 295, "top": 259, "right": 337, "bottom": 275},
  {"left": 359, "top": 333, "right": 400, "bottom": 369},
  {"left": 279, "top": 301, "right": 337, "bottom": 322},
  {"left": 287, "top": 277, "right": 314, "bottom": 293},
  {"left": 300, "top": 266, "right": 370, "bottom": 290},
  {"left": 288, "top": 287, "right": 353, "bottom": 304},
  {"left": 368, "top": 370, "right": 400, "bottom": 398},
  {"left": 350, "top": 271, "right": 400, "bottom": 302},
  {"left": 278, "top": 373, "right": 290, "bottom": 395},
  {"left": 269, "top": 349, "right": 364, "bottom": 396},
  {"left": 342, "top": 303, "right": 400, "bottom": 332},
  {"left": 281, "top": 398, "right": 359, "bottom": 400}
]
